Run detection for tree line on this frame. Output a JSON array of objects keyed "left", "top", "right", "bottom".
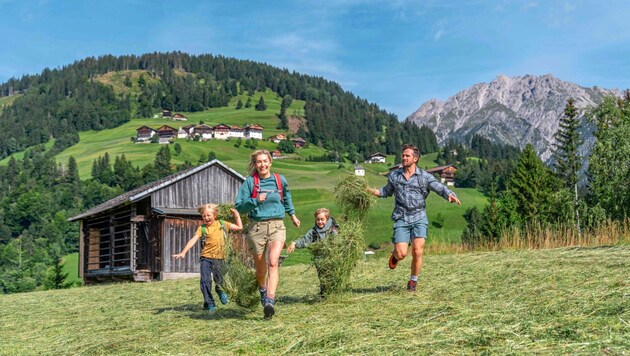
[
  {"left": 0, "top": 143, "right": 193, "bottom": 293},
  {"left": 0, "top": 51, "right": 438, "bottom": 160},
  {"left": 459, "top": 93, "right": 630, "bottom": 245}
]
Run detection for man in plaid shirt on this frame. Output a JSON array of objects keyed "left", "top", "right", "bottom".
[{"left": 369, "top": 144, "right": 461, "bottom": 291}]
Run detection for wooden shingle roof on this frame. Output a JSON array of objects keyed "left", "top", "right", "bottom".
[{"left": 68, "top": 160, "right": 245, "bottom": 221}]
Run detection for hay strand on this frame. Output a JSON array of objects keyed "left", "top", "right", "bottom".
[
  {"left": 334, "top": 175, "right": 376, "bottom": 221},
  {"left": 217, "top": 204, "right": 258, "bottom": 308},
  {"left": 310, "top": 219, "right": 366, "bottom": 295}
]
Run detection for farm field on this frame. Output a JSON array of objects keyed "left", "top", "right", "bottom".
[{"left": 2, "top": 246, "right": 628, "bottom": 354}]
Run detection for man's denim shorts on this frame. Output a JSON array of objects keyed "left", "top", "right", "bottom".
[{"left": 391, "top": 216, "right": 429, "bottom": 244}]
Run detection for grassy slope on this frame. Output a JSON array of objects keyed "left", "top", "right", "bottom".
[
  {"left": 5, "top": 85, "right": 487, "bottom": 260},
  {"left": 2, "top": 246, "right": 628, "bottom": 354}
]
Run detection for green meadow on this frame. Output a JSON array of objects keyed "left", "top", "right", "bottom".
[
  {"left": 4, "top": 87, "right": 487, "bottom": 264},
  {"left": 2, "top": 246, "right": 627, "bottom": 354}
]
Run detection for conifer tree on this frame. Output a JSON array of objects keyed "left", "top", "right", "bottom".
[
  {"left": 255, "top": 95, "right": 267, "bottom": 111},
  {"left": 508, "top": 144, "right": 556, "bottom": 224},
  {"left": 552, "top": 98, "right": 583, "bottom": 230},
  {"left": 588, "top": 91, "right": 630, "bottom": 220}
]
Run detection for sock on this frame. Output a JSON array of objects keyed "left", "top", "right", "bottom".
[
  {"left": 259, "top": 286, "right": 267, "bottom": 293},
  {"left": 410, "top": 275, "right": 418, "bottom": 282},
  {"left": 267, "top": 294, "right": 275, "bottom": 301}
]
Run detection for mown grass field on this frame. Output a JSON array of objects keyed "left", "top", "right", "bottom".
[{"left": 2, "top": 246, "right": 628, "bottom": 354}]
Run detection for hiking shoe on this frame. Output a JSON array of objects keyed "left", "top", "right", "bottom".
[
  {"left": 407, "top": 280, "right": 417, "bottom": 292},
  {"left": 388, "top": 255, "right": 399, "bottom": 269},
  {"left": 259, "top": 288, "right": 267, "bottom": 307},
  {"left": 218, "top": 290, "right": 228, "bottom": 305},
  {"left": 206, "top": 304, "right": 217, "bottom": 313},
  {"left": 263, "top": 298, "right": 276, "bottom": 320}
]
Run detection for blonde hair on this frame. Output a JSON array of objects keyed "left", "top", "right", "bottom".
[
  {"left": 314, "top": 208, "right": 330, "bottom": 219},
  {"left": 248, "top": 149, "right": 273, "bottom": 175},
  {"left": 197, "top": 203, "right": 219, "bottom": 218}
]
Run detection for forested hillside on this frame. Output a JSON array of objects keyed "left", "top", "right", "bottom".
[{"left": 0, "top": 52, "right": 437, "bottom": 160}]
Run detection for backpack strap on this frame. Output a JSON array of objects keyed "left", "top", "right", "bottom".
[
  {"left": 250, "top": 172, "right": 284, "bottom": 202},
  {"left": 273, "top": 173, "right": 284, "bottom": 202},
  {"left": 251, "top": 172, "right": 261, "bottom": 199}
]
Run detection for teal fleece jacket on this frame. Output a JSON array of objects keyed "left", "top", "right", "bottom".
[{"left": 234, "top": 173, "right": 296, "bottom": 221}]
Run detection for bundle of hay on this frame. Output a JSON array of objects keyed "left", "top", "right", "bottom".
[
  {"left": 333, "top": 175, "right": 376, "bottom": 221},
  {"left": 217, "top": 204, "right": 259, "bottom": 308},
  {"left": 310, "top": 219, "right": 366, "bottom": 295}
]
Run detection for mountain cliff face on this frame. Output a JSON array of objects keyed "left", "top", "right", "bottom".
[{"left": 406, "top": 74, "right": 619, "bottom": 161}]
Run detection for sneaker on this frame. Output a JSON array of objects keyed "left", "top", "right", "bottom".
[
  {"left": 218, "top": 290, "right": 228, "bottom": 305},
  {"left": 206, "top": 304, "right": 217, "bottom": 313},
  {"left": 263, "top": 297, "right": 276, "bottom": 320},
  {"left": 407, "top": 280, "right": 417, "bottom": 292},
  {"left": 259, "top": 288, "right": 267, "bottom": 307},
  {"left": 388, "top": 255, "right": 399, "bottom": 269}
]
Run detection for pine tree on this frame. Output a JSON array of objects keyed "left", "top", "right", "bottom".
[
  {"left": 588, "top": 91, "right": 630, "bottom": 220},
  {"left": 43, "top": 256, "right": 73, "bottom": 290},
  {"left": 255, "top": 96, "right": 267, "bottom": 111},
  {"left": 154, "top": 146, "right": 172, "bottom": 178},
  {"left": 552, "top": 98, "right": 583, "bottom": 231},
  {"left": 508, "top": 144, "right": 555, "bottom": 224}
]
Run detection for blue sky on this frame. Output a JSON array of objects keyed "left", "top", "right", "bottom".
[{"left": 1, "top": 0, "right": 629, "bottom": 119}]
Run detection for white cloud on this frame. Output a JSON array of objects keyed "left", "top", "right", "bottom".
[{"left": 433, "top": 18, "right": 448, "bottom": 41}]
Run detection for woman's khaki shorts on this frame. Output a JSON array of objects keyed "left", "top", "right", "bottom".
[{"left": 246, "top": 219, "right": 286, "bottom": 255}]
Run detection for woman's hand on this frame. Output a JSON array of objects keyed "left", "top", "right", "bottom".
[
  {"left": 291, "top": 214, "right": 300, "bottom": 228},
  {"left": 172, "top": 253, "right": 185, "bottom": 259}
]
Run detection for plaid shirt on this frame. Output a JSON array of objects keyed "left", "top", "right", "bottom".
[{"left": 379, "top": 166, "right": 455, "bottom": 223}]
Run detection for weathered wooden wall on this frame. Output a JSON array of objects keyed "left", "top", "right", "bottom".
[{"left": 151, "top": 165, "right": 242, "bottom": 209}]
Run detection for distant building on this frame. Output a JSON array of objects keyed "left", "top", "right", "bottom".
[
  {"left": 156, "top": 125, "right": 177, "bottom": 144},
  {"left": 162, "top": 109, "right": 172, "bottom": 118},
  {"left": 213, "top": 124, "right": 231, "bottom": 140},
  {"left": 291, "top": 137, "right": 307, "bottom": 148},
  {"left": 426, "top": 164, "right": 457, "bottom": 186},
  {"left": 172, "top": 113, "right": 187, "bottom": 121},
  {"left": 366, "top": 152, "right": 387, "bottom": 164},
  {"left": 136, "top": 126, "right": 156, "bottom": 143},
  {"left": 354, "top": 164, "right": 365, "bottom": 176},
  {"left": 243, "top": 124, "right": 264, "bottom": 140},
  {"left": 229, "top": 125, "right": 244, "bottom": 138},
  {"left": 271, "top": 149, "right": 283, "bottom": 159},
  {"left": 268, "top": 133, "right": 287, "bottom": 143},
  {"left": 194, "top": 124, "right": 213, "bottom": 140}
]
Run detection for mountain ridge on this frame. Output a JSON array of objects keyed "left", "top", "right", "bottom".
[{"left": 406, "top": 74, "right": 621, "bottom": 160}]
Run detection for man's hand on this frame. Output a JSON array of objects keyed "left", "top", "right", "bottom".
[{"left": 448, "top": 194, "right": 461, "bottom": 205}]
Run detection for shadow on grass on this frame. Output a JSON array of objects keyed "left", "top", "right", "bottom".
[
  {"left": 278, "top": 294, "right": 323, "bottom": 305},
  {"left": 350, "top": 284, "right": 400, "bottom": 294},
  {"left": 153, "top": 303, "right": 253, "bottom": 320}
]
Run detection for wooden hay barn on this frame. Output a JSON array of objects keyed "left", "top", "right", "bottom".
[{"left": 68, "top": 160, "right": 245, "bottom": 284}]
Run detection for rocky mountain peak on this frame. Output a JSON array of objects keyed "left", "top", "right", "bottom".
[{"left": 406, "top": 74, "right": 618, "bottom": 161}]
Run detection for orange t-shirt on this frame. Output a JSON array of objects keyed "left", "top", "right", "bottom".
[{"left": 196, "top": 220, "right": 226, "bottom": 259}]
